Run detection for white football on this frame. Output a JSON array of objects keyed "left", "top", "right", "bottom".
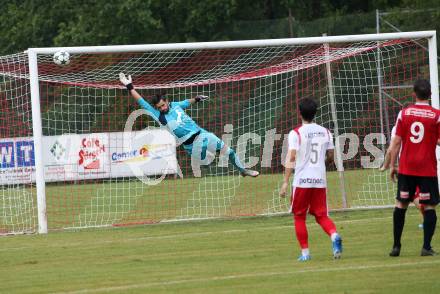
[{"left": 53, "top": 51, "right": 70, "bottom": 66}]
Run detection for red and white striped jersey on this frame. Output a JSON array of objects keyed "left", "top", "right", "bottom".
[
  {"left": 395, "top": 103, "right": 440, "bottom": 177},
  {"left": 288, "top": 123, "right": 334, "bottom": 188}
]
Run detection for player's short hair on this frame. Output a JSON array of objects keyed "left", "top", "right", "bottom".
[
  {"left": 413, "top": 79, "right": 431, "bottom": 100},
  {"left": 299, "top": 98, "right": 318, "bottom": 122},
  {"left": 151, "top": 94, "right": 167, "bottom": 106}
]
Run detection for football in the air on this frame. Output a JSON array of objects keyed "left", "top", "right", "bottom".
[{"left": 53, "top": 51, "right": 70, "bottom": 66}]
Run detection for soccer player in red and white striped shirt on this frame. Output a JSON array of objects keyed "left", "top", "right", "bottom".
[
  {"left": 388, "top": 79, "right": 440, "bottom": 257},
  {"left": 280, "top": 98, "right": 342, "bottom": 261}
]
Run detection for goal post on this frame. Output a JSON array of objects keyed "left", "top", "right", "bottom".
[
  {"left": 0, "top": 31, "right": 437, "bottom": 234},
  {"left": 28, "top": 50, "right": 48, "bottom": 234},
  {"left": 428, "top": 35, "right": 439, "bottom": 108}
]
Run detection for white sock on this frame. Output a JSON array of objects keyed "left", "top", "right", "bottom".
[
  {"left": 331, "top": 233, "right": 339, "bottom": 242},
  {"left": 301, "top": 248, "right": 310, "bottom": 256}
]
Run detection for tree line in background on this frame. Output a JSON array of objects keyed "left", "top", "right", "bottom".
[{"left": 0, "top": 0, "right": 439, "bottom": 55}]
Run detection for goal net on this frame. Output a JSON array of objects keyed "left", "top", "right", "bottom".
[{"left": 0, "top": 32, "right": 437, "bottom": 233}]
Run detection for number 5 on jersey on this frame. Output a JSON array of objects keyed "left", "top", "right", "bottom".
[{"left": 310, "top": 143, "right": 319, "bottom": 164}]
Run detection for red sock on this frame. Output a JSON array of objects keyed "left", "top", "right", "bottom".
[
  {"left": 294, "top": 215, "right": 308, "bottom": 249},
  {"left": 315, "top": 216, "right": 337, "bottom": 236}
]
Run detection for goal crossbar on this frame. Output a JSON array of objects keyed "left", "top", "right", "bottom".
[{"left": 27, "top": 31, "right": 437, "bottom": 54}]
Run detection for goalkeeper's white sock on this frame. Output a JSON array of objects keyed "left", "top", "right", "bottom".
[
  {"left": 331, "top": 232, "right": 340, "bottom": 242},
  {"left": 301, "top": 248, "right": 310, "bottom": 256}
]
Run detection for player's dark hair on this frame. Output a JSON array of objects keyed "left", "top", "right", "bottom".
[
  {"left": 413, "top": 79, "right": 431, "bottom": 100},
  {"left": 151, "top": 93, "right": 167, "bottom": 106},
  {"left": 299, "top": 98, "right": 318, "bottom": 122}
]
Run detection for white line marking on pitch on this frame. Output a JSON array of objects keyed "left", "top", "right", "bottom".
[
  {"left": 53, "top": 259, "right": 440, "bottom": 294},
  {"left": 0, "top": 214, "right": 413, "bottom": 252}
]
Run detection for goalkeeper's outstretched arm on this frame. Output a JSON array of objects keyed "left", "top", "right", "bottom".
[
  {"left": 187, "top": 95, "right": 209, "bottom": 105},
  {"left": 171, "top": 95, "right": 210, "bottom": 110},
  {"left": 119, "top": 73, "right": 142, "bottom": 101},
  {"left": 168, "top": 95, "right": 210, "bottom": 110},
  {"left": 119, "top": 73, "right": 158, "bottom": 114},
  {"left": 119, "top": 73, "right": 209, "bottom": 109}
]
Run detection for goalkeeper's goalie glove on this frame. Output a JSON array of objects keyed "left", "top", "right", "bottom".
[
  {"left": 119, "top": 73, "right": 134, "bottom": 91},
  {"left": 195, "top": 95, "right": 209, "bottom": 102}
]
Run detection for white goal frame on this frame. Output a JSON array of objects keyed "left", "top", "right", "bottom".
[{"left": 27, "top": 31, "right": 438, "bottom": 234}]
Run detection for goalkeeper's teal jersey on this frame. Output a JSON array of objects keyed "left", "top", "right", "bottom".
[{"left": 137, "top": 98, "right": 201, "bottom": 144}]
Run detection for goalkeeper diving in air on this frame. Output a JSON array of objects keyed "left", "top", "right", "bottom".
[{"left": 119, "top": 73, "right": 259, "bottom": 178}]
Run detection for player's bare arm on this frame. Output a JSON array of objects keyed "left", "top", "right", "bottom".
[
  {"left": 280, "top": 149, "right": 296, "bottom": 197},
  {"left": 325, "top": 149, "right": 334, "bottom": 168},
  {"left": 388, "top": 135, "right": 402, "bottom": 182},
  {"left": 379, "top": 145, "right": 392, "bottom": 172}
]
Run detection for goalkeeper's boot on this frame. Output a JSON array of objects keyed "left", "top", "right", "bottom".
[
  {"left": 389, "top": 246, "right": 401, "bottom": 257},
  {"left": 297, "top": 254, "right": 311, "bottom": 262},
  {"left": 421, "top": 247, "right": 438, "bottom": 256},
  {"left": 241, "top": 169, "right": 259, "bottom": 177},
  {"left": 332, "top": 235, "right": 343, "bottom": 259}
]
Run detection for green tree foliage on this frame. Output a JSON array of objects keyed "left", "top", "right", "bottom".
[
  {"left": 1, "top": 0, "right": 439, "bottom": 55},
  {"left": 53, "top": 0, "right": 162, "bottom": 46},
  {"left": 151, "top": 0, "right": 238, "bottom": 42},
  {"left": 0, "top": 0, "right": 76, "bottom": 54}
]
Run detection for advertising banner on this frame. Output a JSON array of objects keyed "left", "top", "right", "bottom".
[
  {"left": 0, "top": 130, "right": 177, "bottom": 185},
  {"left": 0, "top": 137, "right": 35, "bottom": 184},
  {"left": 109, "top": 129, "right": 177, "bottom": 178}
]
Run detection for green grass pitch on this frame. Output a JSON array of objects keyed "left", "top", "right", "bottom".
[
  {"left": 0, "top": 208, "right": 439, "bottom": 293},
  {"left": 38, "top": 169, "right": 394, "bottom": 229},
  {"left": 1, "top": 168, "right": 395, "bottom": 231}
]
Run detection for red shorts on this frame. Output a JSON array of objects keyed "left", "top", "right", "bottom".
[{"left": 290, "top": 187, "right": 329, "bottom": 217}]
